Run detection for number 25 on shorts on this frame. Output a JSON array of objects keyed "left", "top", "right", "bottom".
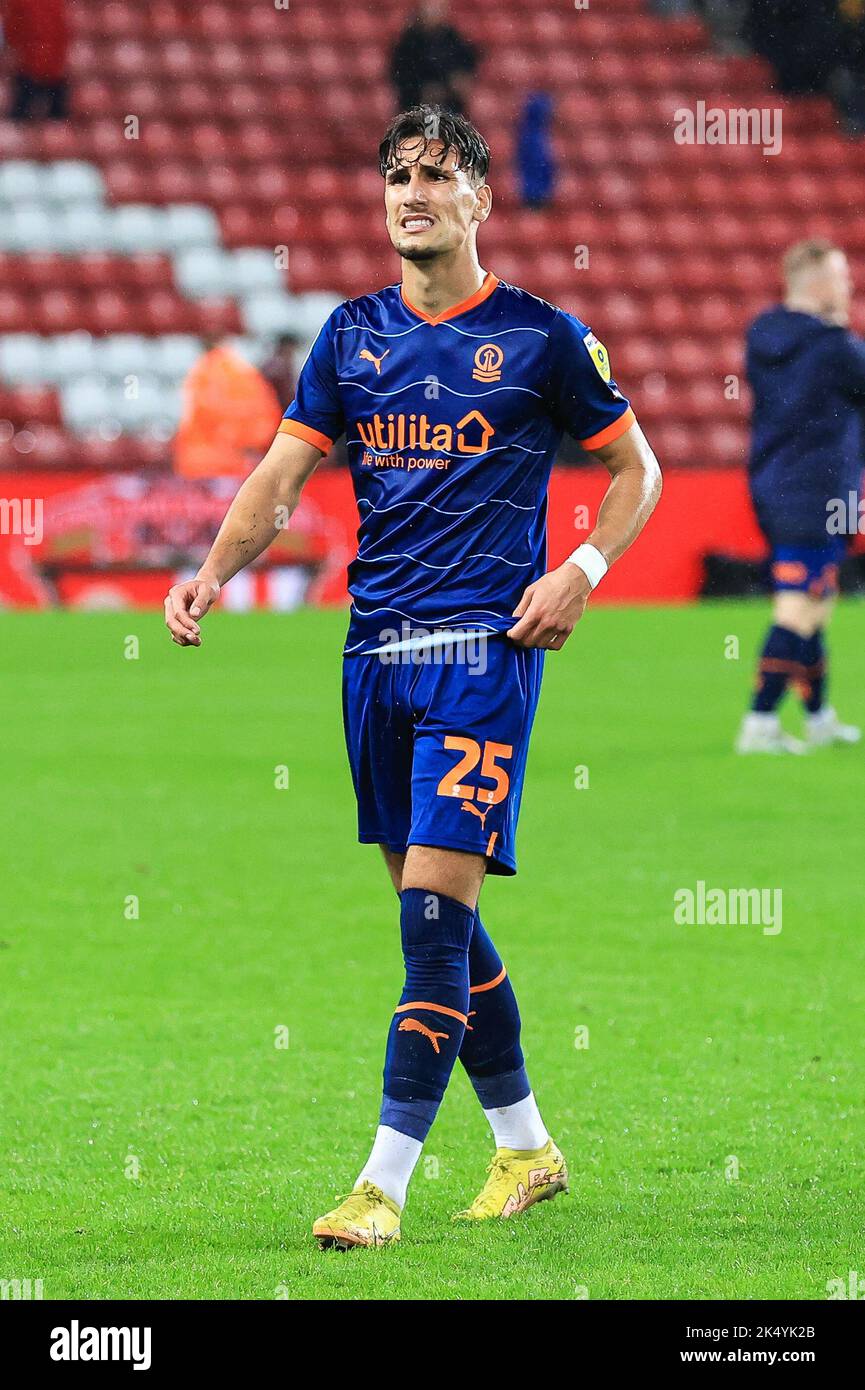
[{"left": 436, "top": 736, "right": 514, "bottom": 806}]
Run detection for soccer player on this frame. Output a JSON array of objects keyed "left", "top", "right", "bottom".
[
  {"left": 165, "top": 107, "right": 662, "bottom": 1247},
  {"left": 737, "top": 239, "right": 864, "bottom": 754}
]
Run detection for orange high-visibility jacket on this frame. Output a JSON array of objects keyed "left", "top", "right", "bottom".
[{"left": 174, "top": 345, "right": 283, "bottom": 479}]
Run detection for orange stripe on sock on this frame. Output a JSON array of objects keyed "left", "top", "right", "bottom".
[
  {"left": 759, "top": 658, "right": 805, "bottom": 674},
  {"left": 469, "top": 965, "right": 507, "bottom": 995},
  {"left": 394, "top": 1000, "right": 469, "bottom": 1025}
]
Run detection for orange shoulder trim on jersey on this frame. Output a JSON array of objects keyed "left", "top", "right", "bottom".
[
  {"left": 579, "top": 406, "right": 636, "bottom": 452},
  {"left": 278, "top": 419, "right": 333, "bottom": 453}
]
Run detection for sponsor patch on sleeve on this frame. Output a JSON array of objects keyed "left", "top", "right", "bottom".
[{"left": 583, "top": 330, "right": 612, "bottom": 383}]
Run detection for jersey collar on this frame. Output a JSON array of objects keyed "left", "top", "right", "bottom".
[{"left": 400, "top": 270, "right": 499, "bottom": 326}]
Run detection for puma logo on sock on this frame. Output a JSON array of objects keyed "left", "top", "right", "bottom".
[{"left": 398, "top": 1017, "right": 450, "bottom": 1053}]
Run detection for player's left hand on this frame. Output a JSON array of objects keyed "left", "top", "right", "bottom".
[{"left": 507, "top": 562, "right": 592, "bottom": 650}]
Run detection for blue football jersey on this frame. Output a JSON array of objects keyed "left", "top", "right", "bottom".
[{"left": 280, "top": 272, "right": 635, "bottom": 654}]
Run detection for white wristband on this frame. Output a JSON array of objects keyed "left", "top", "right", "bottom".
[{"left": 566, "top": 543, "right": 608, "bottom": 589}]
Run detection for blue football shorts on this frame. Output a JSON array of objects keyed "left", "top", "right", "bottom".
[
  {"left": 770, "top": 540, "right": 844, "bottom": 597},
  {"left": 341, "top": 633, "right": 544, "bottom": 876}
]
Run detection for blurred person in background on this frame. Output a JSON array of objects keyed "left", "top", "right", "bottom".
[
  {"left": 736, "top": 239, "right": 865, "bottom": 754},
  {"left": 649, "top": 0, "right": 695, "bottom": 13},
  {"left": 390, "top": 0, "right": 479, "bottom": 116},
  {"left": 174, "top": 337, "right": 282, "bottom": 480},
  {"left": 691, "top": 0, "right": 749, "bottom": 54},
  {"left": 515, "top": 92, "right": 556, "bottom": 209},
  {"left": 2, "top": 0, "right": 69, "bottom": 121},
  {"left": 260, "top": 333, "right": 301, "bottom": 410},
  {"left": 833, "top": 0, "right": 865, "bottom": 133},
  {"left": 746, "top": 0, "right": 840, "bottom": 93},
  {"left": 745, "top": 0, "right": 865, "bottom": 130}
]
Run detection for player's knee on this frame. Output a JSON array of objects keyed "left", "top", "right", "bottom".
[
  {"left": 401, "top": 845, "right": 485, "bottom": 910},
  {"left": 774, "top": 590, "right": 820, "bottom": 637}
]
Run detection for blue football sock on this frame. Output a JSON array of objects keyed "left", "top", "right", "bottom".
[
  {"left": 752, "top": 624, "right": 802, "bottom": 713},
  {"left": 459, "top": 911, "right": 530, "bottom": 1110},
  {"left": 379, "top": 887, "right": 474, "bottom": 1144},
  {"left": 799, "top": 629, "right": 826, "bottom": 713}
]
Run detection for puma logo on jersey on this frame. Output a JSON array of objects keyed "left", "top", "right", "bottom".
[
  {"left": 358, "top": 348, "right": 390, "bottom": 375},
  {"left": 398, "top": 1017, "right": 449, "bottom": 1053},
  {"left": 461, "top": 800, "right": 490, "bottom": 830}
]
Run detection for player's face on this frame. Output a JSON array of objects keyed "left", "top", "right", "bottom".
[{"left": 384, "top": 139, "right": 490, "bottom": 262}]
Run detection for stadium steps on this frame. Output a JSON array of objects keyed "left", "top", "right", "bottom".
[{"left": 0, "top": 0, "right": 862, "bottom": 468}]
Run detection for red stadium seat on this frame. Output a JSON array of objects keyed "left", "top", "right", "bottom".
[
  {"left": 0, "top": 386, "right": 62, "bottom": 428},
  {"left": 218, "top": 205, "right": 261, "bottom": 248},
  {"left": 140, "top": 291, "right": 197, "bottom": 334},
  {"left": 72, "top": 81, "right": 116, "bottom": 119},
  {"left": 103, "top": 161, "right": 152, "bottom": 204},
  {"left": 75, "top": 436, "right": 131, "bottom": 469},
  {"left": 194, "top": 298, "right": 243, "bottom": 336},
  {"left": 88, "top": 289, "right": 139, "bottom": 334}
]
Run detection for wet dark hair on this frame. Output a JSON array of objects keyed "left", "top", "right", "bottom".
[{"left": 378, "top": 105, "right": 491, "bottom": 185}]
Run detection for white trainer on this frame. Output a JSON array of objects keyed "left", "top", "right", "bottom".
[
  {"left": 806, "top": 707, "right": 862, "bottom": 747},
  {"left": 735, "top": 712, "right": 807, "bottom": 755}
]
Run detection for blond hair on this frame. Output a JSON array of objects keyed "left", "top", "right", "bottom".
[{"left": 783, "top": 238, "right": 841, "bottom": 289}]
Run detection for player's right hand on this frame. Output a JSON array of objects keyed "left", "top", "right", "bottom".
[{"left": 164, "top": 577, "right": 220, "bottom": 647}]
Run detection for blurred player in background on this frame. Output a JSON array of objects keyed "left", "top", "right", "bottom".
[
  {"left": 390, "top": 1, "right": 479, "bottom": 116},
  {"left": 737, "top": 239, "right": 865, "bottom": 753},
  {"left": 165, "top": 107, "right": 661, "bottom": 1247}
]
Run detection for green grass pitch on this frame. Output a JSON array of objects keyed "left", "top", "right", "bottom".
[{"left": 1, "top": 601, "right": 862, "bottom": 1301}]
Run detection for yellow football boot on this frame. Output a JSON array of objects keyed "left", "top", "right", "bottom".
[
  {"left": 453, "top": 1138, "right": 568, "bottom": 1221},
  {"left": 312, "top": 1180, "right": 401, "bottom": 1250}
]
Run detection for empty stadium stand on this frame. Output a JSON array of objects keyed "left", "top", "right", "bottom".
[{"left": 1, "top": 0, "right": 864, "bottom": 470}]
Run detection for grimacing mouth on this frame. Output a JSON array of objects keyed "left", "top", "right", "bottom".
[{"left": 399, "top": 214, "right": 437, "bottom": 230}]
